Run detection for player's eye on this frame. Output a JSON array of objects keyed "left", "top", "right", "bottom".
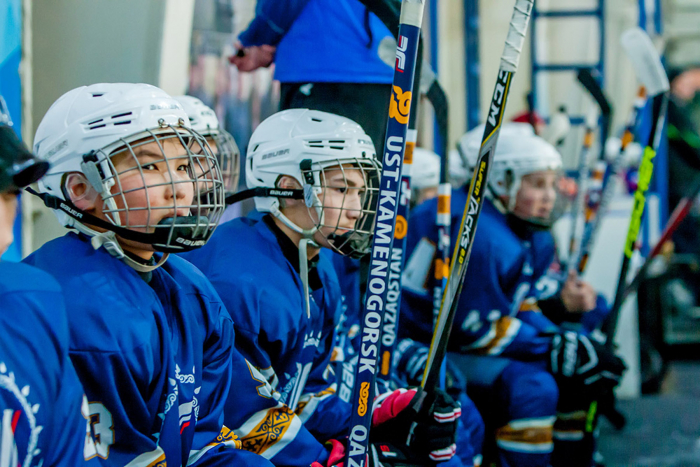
[
  {"left": 141, "top": 163, "right": 158, "bottom": 171},
  {"left": 177, "top": 163, "right": 191, "bottom": 172}
]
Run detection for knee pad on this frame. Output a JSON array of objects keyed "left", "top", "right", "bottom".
[
  {"left": 497, "top": 361, "right": 559, "bottom": 421},
  {"left": 492, "top": 363, "right": 559, "bottom": 456}
]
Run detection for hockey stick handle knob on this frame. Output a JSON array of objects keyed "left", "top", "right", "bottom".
[
  {"left": 400, "top": 0, "right": 425, "bottom": 27},
  {"left": 500, "top": 0, "right": 534, "bottom": 72}
]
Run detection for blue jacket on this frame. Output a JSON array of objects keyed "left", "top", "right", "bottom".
[
  {"left": 0, "top": 261, "right": 87, "bottom": 466},
  {"left": 239, "top": 0, "right": 394, "bottom": 84},
  {"left": 24, "top": 233, "right": 276, "bottom": 467}
]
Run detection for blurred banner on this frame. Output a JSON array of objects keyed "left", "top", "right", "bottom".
[
  {"left": 187, "top": 0, "right": 279, "bottom": 194},
  {"left": 1, "top": 0, "right": 23, "bottom": 261}
]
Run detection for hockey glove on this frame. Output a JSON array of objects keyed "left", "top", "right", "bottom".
[
  {"left": 394, "top": 339, "right": 467, "bottom": 398},
  {"left": 549, "top": 331, "right": 626, "bottom": 397},
  {"left": 370, "top": 387, "right": 461, "bottom": 463},
  {"left": 311, "top": 439, "right": 430, "bottom": 467}
]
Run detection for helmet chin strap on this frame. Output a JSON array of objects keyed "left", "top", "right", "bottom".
[
  {"left": 75, "top": 221, "right": 169, "bottom": 273},
  {"left": 298, "top": 237, "right": 319, "bottom": 319},
  {"left": 269, "top": 182, "right": 326, "bottom": 320}
]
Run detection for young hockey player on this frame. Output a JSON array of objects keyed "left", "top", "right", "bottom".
[
  {"left": 0, "top": 118, "right": 88, "bottom": 465},
  {"left": 410, "top": 147, "right": 440, "bottom": 208},
  {"left": 22, "top": 83, "right": 315, "bottom": 466},
  {"left": 400, "top": 123, "right": 626, "bottom": 467},
  {"left": 183, "top": 108, "right": 463, "bottom": 465},
  {"left": 174, "top": 95, "right": 240, "bottom": 194}
]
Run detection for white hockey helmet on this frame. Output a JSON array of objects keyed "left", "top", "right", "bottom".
[
  {"left": 174, "top": 95, "right": 240, "bottom": 193},
  {"left": 245, "top": 109, "right": 381, "bottom": 258},
  {"left": 457, "top": 122, "right": 563, "bottom": 225},
  {"left": 411, "top": 147, "right": 440, "bottom": 190},
  {"left": 33, "top": 83, "right": 226, "bottom": 264},
  {"left": 448, "top": 148, "right": 470, "bottom": 188}
]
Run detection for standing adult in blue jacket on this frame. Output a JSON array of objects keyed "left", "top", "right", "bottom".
[{"left": 230, "top": 0, "right": 396, "bottom": 150}]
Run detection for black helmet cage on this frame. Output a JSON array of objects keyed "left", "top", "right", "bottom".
[
  {"left": 69, "top": 122, "right": 225, "bottom": 252},
  {"left": 210, "top": 128, "right": 240, "bottom": 194},
  {"left": 301, "top": 157, "right": 381, "bottom": 259}
]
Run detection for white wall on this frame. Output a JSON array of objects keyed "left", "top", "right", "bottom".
[{"left": 432, "top": 0, "right": 644, "bottom": 168}]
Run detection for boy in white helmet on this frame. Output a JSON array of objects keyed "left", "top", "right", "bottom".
[
  {"left": 410, "top": 147, "right": 440, "bottom": 208},
  {"left": 174, "top": 95, "right": 240, "bottom": 194},
  {"left": 0, "top": 113, "right": 88, "bottom": 465},
  {"left": 22, "top": 82, "right": 309, "bottom": 466},
  {"left": 400, "top": 123, "right": 625, "bottom": 467},
  {"left": 183, "top": 108, "right": 462, "bottom": 466}
]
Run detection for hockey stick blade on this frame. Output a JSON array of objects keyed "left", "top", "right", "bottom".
[
  {"left": 421, "top": 0, "right": 534, "bottom": 391},
  {"left": 577, "top": 68, "right": 611, "bottom": 118},
  {"left": 577, "top": 68, "right": 612, "bottom": 152},
  {"left": 621, "top": 28, "right": 670, "bottom": 97}
]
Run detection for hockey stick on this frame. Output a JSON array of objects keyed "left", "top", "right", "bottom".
[
  {"left": 567, "top": 109, "right": 598, "bottom": 269},
  {"left": 574, "top": 86, "right": 647, "bottom": 274},
  {"left": 377, "top": 65, "right": 449, "bottom": 383},
  {"left": 420, "top": 0, "right": 534, "bottom": 392},
  {"left": 377, "top": 127, "right": 418, "bottom": 382},
  {"left": 420, "top": 65, "right": 453, "bottom": 331},
  {"left": 344, "top": 1, "right": 425, "bottom": 463},
  {"left": 622, "top": 177, "right": 700, "bottom": 302},
  {"left": 603, "top": 27, "right": 670, "bottom": 349},
  {"left": 577, "top": 68, "right": 612, "bottom": 156}
]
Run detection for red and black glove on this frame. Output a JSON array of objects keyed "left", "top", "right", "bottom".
[
  {"left": 311, "top": 438, "right": 437, "bottom": 467},
  {"left": 370, "top": 387, "right": 461, "bottom": 463},
  {"left": 312, "top": 388, "right": 460, "bottom": 466}
]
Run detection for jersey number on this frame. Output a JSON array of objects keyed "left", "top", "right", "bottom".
[{"left": 82, "top": 399, "right": 114, "bottom": 460}]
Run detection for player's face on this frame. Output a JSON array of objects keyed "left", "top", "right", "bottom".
[
  {"left": 94, "top": 136, "right": 195, "bottom": 257},
  {"left": 513, "top": 169, "right": 558, "bottom": 220},
  {"left": 0, "top": 191, "right": 18, "bottom": 256},
  {"left": 317, "top": 165, "right": 367, "bottom": 242}
]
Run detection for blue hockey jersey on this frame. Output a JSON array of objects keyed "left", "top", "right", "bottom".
[
  {"left": 0, "top": 261, "right": 87, "bottom": 466},
  {"left": 23, "top": 233, "right": 279, "bottom": 467},
  {"left": 182, "top": 216, "right": 352, "bottom": 449},
  {"left": 401, "top": 190, "right": 557, "bottom": 358}
]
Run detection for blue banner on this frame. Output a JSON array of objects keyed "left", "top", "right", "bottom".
[{"left": 1, "top": 0, "right": 23, "bottom": 261}]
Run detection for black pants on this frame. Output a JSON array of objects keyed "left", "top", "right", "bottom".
[{"left": 280, "top": 82, "right": 392, "bottom": 154}]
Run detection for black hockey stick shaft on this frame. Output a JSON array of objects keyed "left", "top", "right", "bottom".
[
  {"left": 344, "top": 1, "right": 424, "bottom": 463},
  {"left": 622, "top": 176, "right": 700, "bottom": 299},
  {"left": 604, "top": 92, "right": 669, "bottom": 349},
  {"left": 577, "top": 68, "right": 612, "bottom": 155},
  {"left": 423, "top": 73, "right": 453, "bottom": 328},
  {"left": 421, "top": 0, "right": 534, "bottom": 391}
]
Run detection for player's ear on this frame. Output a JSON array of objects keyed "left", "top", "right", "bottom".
[
  {"left": 64, "top": 172, "right": 99, "bottom": 212},
  {"left": 276, "top": 175, "right": 303, "bottom": 209}
]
